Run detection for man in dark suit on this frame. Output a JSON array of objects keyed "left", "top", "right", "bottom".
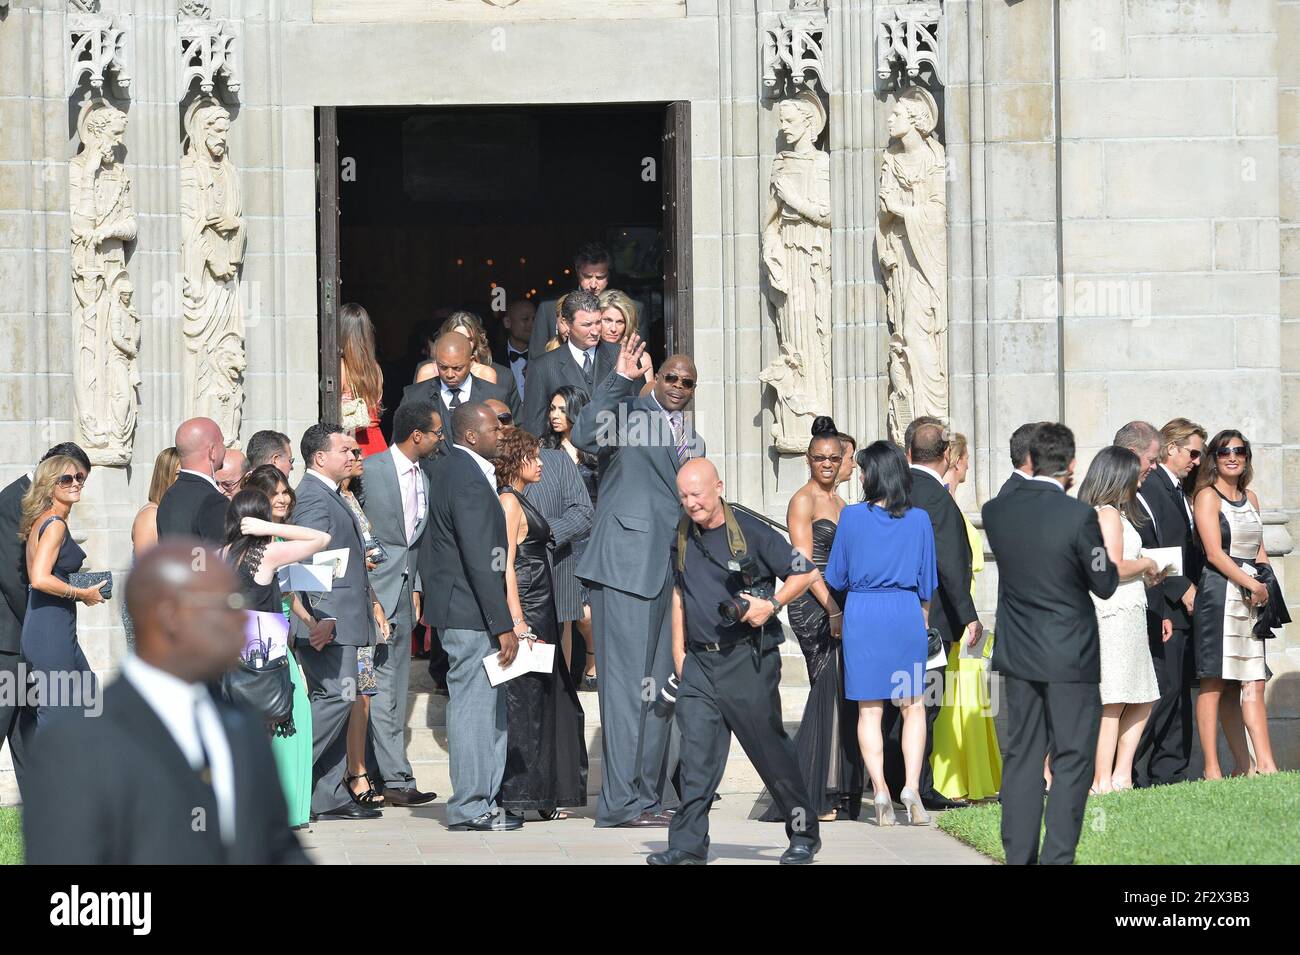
[
  {"left": 398, "top": 333, "right": 519, "bottom": 446},
  {"left": 156, "top": 417, "right": 230, "bottom": 545},
  {"left": 572, "top": 339, "right": 705, "bottom": 828},
  {"left": 0, "top": 442, "right": 92, "bottom": 797},
  {"left": 23, "top": 542, "right": 308, "bottom": 864},
  {"left": 492, "top": 299, "right": 536, "bottom": 401},
  {"left": 892, "top": 417, "right": 982, "bottom": 810},
  {"left": 982, "top": 423, "right": 1118, "bottom": 864},
  {"left": 1133, "top": 417, "right": 1206, "bottom": 788},
  {"left": 246, "top": 429, "right": 294, "bottom": 475},
  {"left": 423, "top": 403, "right": 522, "bottom": 831},
  {"left": 520, "top": 289, "right": 619, "bottom": 437},
  {"left": 290, "top": 423, "right": 384, "bottom": 821},
  {"left": 528, "top": 241, "right": 612, "bottom": 361},
  {"left": 996, "top": 421, "right": 1049, "bottom": 499}
]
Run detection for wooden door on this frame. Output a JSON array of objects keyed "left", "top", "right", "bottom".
[{"left": 662, "top": 101, "right": 693, "bottom": 357}]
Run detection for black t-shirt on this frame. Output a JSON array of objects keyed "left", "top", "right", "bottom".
[{"left": 672, "top": 508, "right": 811, "bottom": 646}]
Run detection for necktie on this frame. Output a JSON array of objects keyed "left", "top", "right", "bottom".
[
  {"left": 404, "top": 463, "right": 420, "bottom": 544},
  {"left": 193, "top": 704, "right": 214, "bottom": 788},
  {"left": 669, "top": 411, "right": 689, "bottom": 465},
  {"left": 448, "top": 387, "right": 462, "bottom": 411},
  {"left": 582, "top": 350, "right": 593, "bottom": 386}
]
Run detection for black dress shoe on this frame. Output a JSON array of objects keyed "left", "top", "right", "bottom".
[
  {"left": 318, "top": 802, "right": 382, "bottom": 821},
  {"left": 616, "top": 811, "right": 672, "bottom": 828},
  {"left": 921, "top": 793, "right": 968, "bottom": 811},
  {"left": 779, "top": 840, "right": 820, "bottom": 865},
  {"left": 449, "top": 811, "right": 523, "bottom": 831},
  {"left": 383, "top": 787, "right": 437, "bottom": 806},
  {"left": 646, "top": 848, "right": 706, "bottom": 865}
]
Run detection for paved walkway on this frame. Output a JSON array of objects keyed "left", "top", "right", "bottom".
[{"left": 299, "top": 796, "right": 993, "bottom": 865}]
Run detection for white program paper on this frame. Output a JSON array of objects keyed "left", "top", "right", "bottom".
[
  {"left": 959, "top": 627, "right": 993, "bottom": 660},
  {"left": 482, "top": 640, "right": 558, "bottom": 687},
  {"left": 1141, "top": 546, "right": 1183, "bottom": 578},
  {"left": 313, "top": 548, "right": 350, "bottom": 579},
  {"left": 278, "top": 562, "right": 334, "bottom": 593}
]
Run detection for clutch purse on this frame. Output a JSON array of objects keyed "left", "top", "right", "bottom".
[
  {"left": 68, "top": 571, "right": 113, "bottom": 601},
  {"left": 340, "top": 396, "right": 370, "bottom": 431}
]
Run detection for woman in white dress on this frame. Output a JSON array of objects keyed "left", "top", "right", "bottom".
[
  {"left": 1191, "top": 430, "right": 1278, "bottom": 779},
  {"left": 1077, "top": 447, "right": 1164, "bottom": 793}
]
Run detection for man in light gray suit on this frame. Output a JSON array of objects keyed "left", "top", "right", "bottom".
[
  {"left": 572, "top": 338, "right": 704, "bottom": 827},
  {"left": 520, "top": 289, "right": 618, "bottom": 437},
  {"left": 291, "top": 423, "right": 384, "bottom": 821},
  {"left": 361, "top": 400, "right": 440, "bottom": 807}
]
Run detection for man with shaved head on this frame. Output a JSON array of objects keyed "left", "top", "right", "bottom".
[
  {"left": 647, "top": 458, "right": 820, "bottom": 865},
  {"left": 570, "top": 336, "right": 707, "bottom": 828},
  {"left": 396, "top": 331, "right": 519, "bottom": 446},
  {"left": 23, "top": 541, "right": 308, "bottom": 863},
  {"left": 214, "top": 448, "right": 249, "bottom": 499},
  {"left": 156, "top": 416, "right": 230, "bottom": 544}
]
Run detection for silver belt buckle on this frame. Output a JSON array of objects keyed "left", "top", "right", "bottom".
[{"left": 701, "top": 641, "right": 722, "bottom": 652}]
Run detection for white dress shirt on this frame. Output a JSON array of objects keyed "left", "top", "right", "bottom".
[
  {"left": 390, "top": 444, "right": 426, "bottom": 544},
  {"left": 178, "top": 468, "right": 221, "bottom": 491},
  {"left": 304, "top": 468, "right": 339, "bottom": 493},
  {"left": 506, "top": 343, "right": 528, "bottom": 399},
  {"left": 910, "top": 462, "right": 947, "bottom": 486},
  {"left": 440, "top": 377, "right": 473, "bottom": 410},
  {"left": 453, "top": 443, "right": 496, "bottom": 488},
  {"left": 122, "top": 655, "right": 236, "bottom": 845}
]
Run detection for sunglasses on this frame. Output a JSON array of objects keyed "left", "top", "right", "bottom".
[
  {"left": 1188, "top": 449, "right": 1203, "bottom": 461},
  {"left": 346, "top": 448, "right": 363, "bottom": 459},
  {"left": 497, "top": 412, "right": 514, "bottom": 425},
  {"left": 662, "top": 373, "right": 696, "bottom": 390},
  {"left": 810, "top": 454, "right": 843, "bottom": 464},
  {"left": 56, "top": 473, "right": 88, "bottom": 488},
  {"left": 1216, "top": 446, "right": 1250, "bottom": 459}
]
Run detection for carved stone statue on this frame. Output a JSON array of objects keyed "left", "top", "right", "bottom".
[
  {"left": 70, "top": 99, "right": 138, "bottom": 465},
  {"left": 878, "top": 85, "right": 947, "bottom": 444},
  {"left": 181, "top": 96, "right": 246, "bottom": 446},
  {"left": 759, "top": 90, "right": 832, "bottom": 454}
]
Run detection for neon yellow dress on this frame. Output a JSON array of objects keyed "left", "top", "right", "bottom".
[{"left": 930, "top": 510, "right": 1002, "bottom": 801}]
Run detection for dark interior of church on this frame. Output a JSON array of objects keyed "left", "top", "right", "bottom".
[{"left": 334, "top": 104, "right": 669, "bottom": 427}]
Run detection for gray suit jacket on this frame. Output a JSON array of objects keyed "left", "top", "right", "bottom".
[
  {"left": 290, "top": 472, "right": 375, "bottom": 647},
  {"left": 520, "top": 340, "right": 618, "bottom": 437},
  {"left": 360, "top": 448, "right": 429, "bottom": 620},
  {"left": 571, "top": 373, "right": 705, "bottom": 598}
]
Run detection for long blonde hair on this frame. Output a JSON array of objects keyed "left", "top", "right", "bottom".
[
  {"left": 147, "top": 446, "right": 181, "bottom": 506},
  {"left": 340, "top": 303, "right": 384, "bottom": 410},
  {"left": 19, "top": 455, "right": 78, "bottom": 541},
  {"left": 441, "top": 311, "right": 493, "bottom": 365},
  {"left": 545, "top": 293, "right": 569, "bottom": 352},
  {"left": 598, "top": 289, "right": 639, "bottom": 342}
]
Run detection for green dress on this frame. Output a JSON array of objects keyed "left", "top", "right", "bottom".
[{"left": 269, "top": 555, "right": 314, "bottom": 827}]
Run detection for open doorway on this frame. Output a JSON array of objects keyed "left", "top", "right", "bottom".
[{"left": 317, "top": 102, "right": 692, "bottom": 429}]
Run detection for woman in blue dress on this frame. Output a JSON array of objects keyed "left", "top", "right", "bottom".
[{"left": 825, "top": 441, "right": 937, "bottom": 827}]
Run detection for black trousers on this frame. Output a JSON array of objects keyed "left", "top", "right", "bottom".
[
  {"left": 0, "top": 651, "right": 31, "bottom": 797},
  {"left": 1134, "top": 626, "right": 1194, "bottom": 787},
  {"left": 669, "top": 638, "right": 819, "bottom": 859},
  {"left": 1001, "top": 676, "right": 1100, "bottom": 865},
  {"left": 882, "top": 659, "right": 944, "bottom": 799}
]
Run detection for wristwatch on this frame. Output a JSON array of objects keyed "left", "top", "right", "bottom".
[{"left": 767, "top": 596, "right": 783, "bottom": 615}]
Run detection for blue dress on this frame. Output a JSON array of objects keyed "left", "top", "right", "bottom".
[
  {"left": 21, "top": 516, "right": 96, "bottom": 726},
  {"left": 824, "top": 503, "right": 937, "bottom": 701}
]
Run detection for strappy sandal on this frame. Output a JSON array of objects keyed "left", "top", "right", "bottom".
[{"left": 346, "top": 772, "right": 385, "bottom": 807}]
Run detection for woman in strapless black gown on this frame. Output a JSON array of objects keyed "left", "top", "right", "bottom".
[{"left": 498, "top": 430, "right": 588, "bottom": 817}]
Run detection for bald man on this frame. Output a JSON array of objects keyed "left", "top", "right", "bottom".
[
  {"left": 570, "top": 337, "right": 707, "bottom": 827},
  {"left": 214, "top": 448, "right": 249, "bottom": 499},
  {"left": 397, "top": 332, "right": 519, "bottom": 446},
  {"left": 22, "top": 542, "right": 308, "bottom": 864},
  {"left": 157, "top": 416, "right": 230, "bottom": 545},
  {"left": 647, "top": 459, "right": 820, "bottom": 865}
]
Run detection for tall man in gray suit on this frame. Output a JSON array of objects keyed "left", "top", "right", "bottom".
[
  {"left": 291, "top": 423, "right": 383, "bottom": 821},
  {"left": 361, "top": 400, "right": 440, "bottom": 806},
  {"left": 520, "top": 289, "right": 618, "bottom": 437},
  {"left": 572, "top": 337, "right": 705, "bottom": 828}
]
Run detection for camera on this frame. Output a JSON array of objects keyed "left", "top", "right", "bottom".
[{"left": 716, "top": 554, "right": 774, "bottom": 624}]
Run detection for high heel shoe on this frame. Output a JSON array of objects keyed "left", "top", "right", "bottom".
[
  {"left": 872, "top": 792, "right": 896, "bottom": 827},
  {"left": 899, "top": 788, "right": 930, "bottom": 826}
]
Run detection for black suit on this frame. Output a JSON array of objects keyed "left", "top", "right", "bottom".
[
  {"left": 1133, "top": 466, "right": 1198, "bottom": 786},
  {"left": 997, "top": 470, "right": 1029, "bottom": 499},
  {"left": 0, "top": 475, "right": 32, "bottom": 794},
  {"left": 884, "top": 466, "right": 980, "bottom": 801},
  {"left": 982, "top": 480, "right": 1118, "bottom": 865},
  {"left": 398, "top": 374, "right": 520, "bottom": 447},
  {"left": 520, "top": 340, "right": 618, "bottom": 437},
  {"left": 22, "top": 677, "right": 309, "bottom": 864},
  {"left": 156, "top": 471, "right": 228, "bottom": 545}
]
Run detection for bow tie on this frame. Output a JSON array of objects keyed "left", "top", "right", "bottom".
[{"left": 508, "top": 349, "right": 527, "bottom": 365}]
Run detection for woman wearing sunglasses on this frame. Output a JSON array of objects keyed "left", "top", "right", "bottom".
[
  {"left": 1191, "top": 430, "right": 1278, "bottom": 778},
  {"left": 18, "top": 455, "right": 103, "bottom": 727}
]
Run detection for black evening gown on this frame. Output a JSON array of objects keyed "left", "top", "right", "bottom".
[
  {"left": 499, "top": 488, "right": 588, "bottom": 811},
  {"left": 755, "top": 518, "right": 864, "bottom": 821}
]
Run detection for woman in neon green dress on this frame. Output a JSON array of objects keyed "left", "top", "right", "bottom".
[
  {"left": 243, "top": 465, "right": 318, "bottom": 829},
  {"left": 931, "top": 434, "right": 1002, "bottom": 801}
]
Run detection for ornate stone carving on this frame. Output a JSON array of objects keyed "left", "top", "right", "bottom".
[
  {"left": 875, "top": 2, "right": 944, "bottom": 89},
  {"left": 761, "top": 0, "right": 828, "bottom": 98},
  {"left": 71, "top": 100, "right": 139, "bottom": 466},
  {"left": 68, "top": 12, "right": 131, "bottom": 96},
  {"left": 181, "top": 97, "right": 246, "bottom": 446},
  {"left": 759, "top": 91, "right": 833, "bottom": 455},
  {"left": 178, "top": 15, "right": 240, "bottom": 98},
  {"left": 178, "top": 0, "right": 212, "bottom": 16},
  {"left": 878, "top": 86, "right": 947, "bottom": 444}
]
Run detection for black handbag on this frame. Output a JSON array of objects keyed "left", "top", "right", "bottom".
[
  {"left": 1252, "top": 565, "right": 1291, "bottom": 639},
  {"left": 220, "top": 656, "right": 296, "bottom": 736},
  {"left": 68, "top": 571, "right": 113, "bottom": 601}
]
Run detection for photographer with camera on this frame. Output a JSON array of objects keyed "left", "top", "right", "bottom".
[{"left": 646, "top": 459, "right": 822, "bottom": 866}]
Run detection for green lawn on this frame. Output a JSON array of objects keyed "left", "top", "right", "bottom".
[
  {"left": 0, "top": 807, "right": 21, "bottom": 866},
  {"left": 937, "top": 771, "right": 1300, "bottom": 864}
]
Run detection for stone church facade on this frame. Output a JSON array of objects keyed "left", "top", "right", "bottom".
[{"left": 1, "top": 0, "right": 1297, "bottom": 797}]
